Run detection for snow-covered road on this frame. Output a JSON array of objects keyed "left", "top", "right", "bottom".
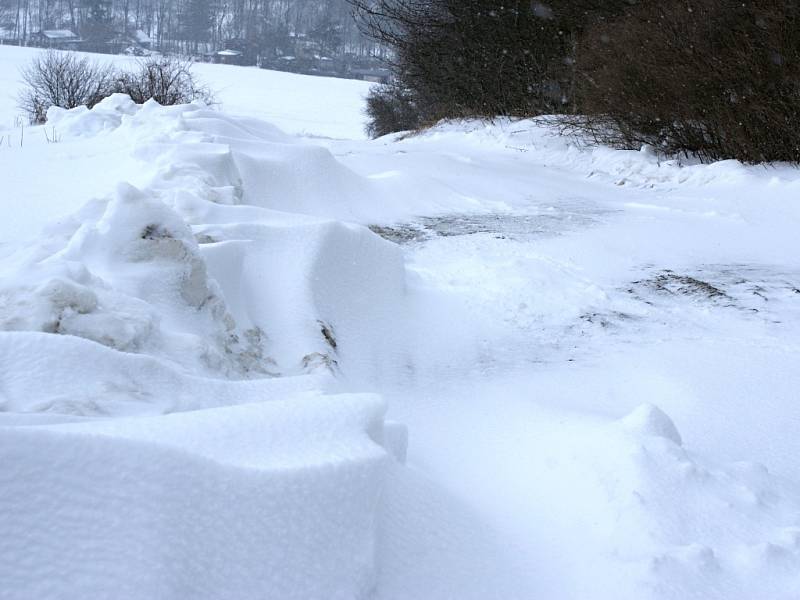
[{"left": 328, "top": 125, "right": 800, "bottom": 598}]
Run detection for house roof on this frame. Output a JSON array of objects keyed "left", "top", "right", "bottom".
[
  {"left": 217, "top": 49, "right": 242, "bottom": 56},
  {"left": 350, "top": 67, "right": 391, "bottom": 77},
  {"left": 41, "top": 29, "right": 78, "bottom": 39},
  {"left": 134, "top": 30, "right": 152, "bottom": 44}
]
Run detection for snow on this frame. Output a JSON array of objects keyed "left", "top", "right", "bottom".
[
  {"left": 40, "top": 30, "right": 79, "bottom": 40},
  {"left": 1, "top": 393, "right": 390, "bottom": 599},
  {"left": 1, "top": 95, "right": 408, "bottom": 412},
  {"left": 1, "top": 45, "right": 800, "bottom": 599}
]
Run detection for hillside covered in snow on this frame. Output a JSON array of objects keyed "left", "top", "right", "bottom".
[{"left": 1, "top": 46, "right": 800, "bottom": 599}]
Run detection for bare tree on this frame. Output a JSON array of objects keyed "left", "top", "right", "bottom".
[{"left": 18, "top": 49, "right": 115, "bottom": 123}]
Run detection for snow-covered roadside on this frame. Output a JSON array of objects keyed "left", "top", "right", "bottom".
[{"left": 0, "top": 93, "right": 413, "bottom": 598}]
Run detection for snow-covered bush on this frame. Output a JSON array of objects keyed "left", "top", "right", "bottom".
[{"left": 18, "top": 50, "right": 116, "bottom": 124}]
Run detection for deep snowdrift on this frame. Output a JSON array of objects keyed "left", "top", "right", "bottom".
[
  {"left": 0, "top": 95, "right": 411, "bottom": 599},
  {"left": 1, "top": 95, "right": 407, "bottom": 409}
]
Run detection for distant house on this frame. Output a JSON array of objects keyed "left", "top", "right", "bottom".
[
  {"left": 133, "top": 30, "right": 153, "bottom": 50},
  {"left": 32, "top": 29, "right": 80, "bottom": 49},
  {"left": 217, "top": 38, "right": 260, "bottom": 65},
  {"left": 265, "top": 55, "right": 312, "bottom": 74},
  {"left": 307, "top": 55, "right": 339, "bottom": 76},
  {"left": 216, "top": 49, "right": 246, "bottom": 66},
  {"left": 98, "top": 29, "right": 154, "bottom": 55},
  {"left": 105, "top": 33, "right": 134, "bottom": 54},
  {"left": 0, "top": 27, "right": 18, "bottom": 44},
  {"left": 349, "top": 67, "right": 392, "bottom": 84}
]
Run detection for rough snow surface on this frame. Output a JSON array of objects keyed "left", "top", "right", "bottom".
[
  {"left": 2, "top": 96, "right": 408, "bottom": 409},
  {"left": 2, "top": 46, "right": 800, "bottom": 599},
  {"left": 0, "top": 78, "right": 408, "bottom": 600}
]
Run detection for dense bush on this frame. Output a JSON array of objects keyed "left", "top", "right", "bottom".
[
  {"left": 365, "top": 84, "right": 420, "bottom": 137},
  {"left": 571, "top": 0, "right": 800, "bottom": 163},
  {"left": 351, "top": 1, "right": 568, "bottom": 127},
  {"left": 349, "top": 0, "right": 634, "bottom": 135},
  {"left": 19, "top": 50, "right": 116, "bottom": 124},
  {"left": 352, "top": 0, "right": 800, "bottom": 162},
  {"left": 19, "top": 53, "right": 214, "bottom": 124}
]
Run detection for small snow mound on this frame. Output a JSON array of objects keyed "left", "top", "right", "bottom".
[
  {"left": 621, "top": 403, "right": 683, "bottom": 446},
  {"left": 47, "top": 93, "right": 139, "bottom": 136},
  {"left": 649, "top": 543, "right": 720, "bottom": 575}
]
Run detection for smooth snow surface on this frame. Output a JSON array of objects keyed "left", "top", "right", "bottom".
[
  {"left": 2, "top": 394, "right": 389, "bottom": 599},
  {"left": 2, "top": 47, "right": 800, "bottom": 600}
]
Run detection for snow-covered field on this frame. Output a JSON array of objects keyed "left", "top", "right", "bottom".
[{"left": 1, "top": 45, "right": 799, "bottom": 599}]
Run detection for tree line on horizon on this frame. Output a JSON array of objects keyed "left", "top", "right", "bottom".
[{"left": 0, "top": 0, "right": 382, "bottom": 62}]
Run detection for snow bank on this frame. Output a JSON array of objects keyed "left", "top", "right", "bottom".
[
  {"left": 399, "top": 118, "right": 800, "bottom": 194},
  {"left": 0, "top": 393, "right": 392, "bottom": 600},
  {"left": 1, "top": 96, "right": 407, "bottom": 411},
  {"left": 199, "top": 218, "right": 406, "bottom": 381},
  {"left": 0, "top": 332, "right": 325, "bottom": 418},
  {"left": 0, "top": 96, "right": 409, "bottom": 597}
]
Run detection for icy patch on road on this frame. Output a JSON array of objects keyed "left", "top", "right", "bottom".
[{"left": 370, "top": 201, "right": 615, "bottom": 246}]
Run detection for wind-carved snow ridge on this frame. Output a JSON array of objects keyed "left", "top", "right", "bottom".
[
  {"left": 0, "top": 393, "right": 393, "bottom": 600},
  {"left": 0, "top": 139, "right": 267, "bottom": 381},
  {"left": 0, "top": 96, "right": 409, "bottom": 599},
  {"left": 1, "top": 95, "right": 407, "bottom": 409}
]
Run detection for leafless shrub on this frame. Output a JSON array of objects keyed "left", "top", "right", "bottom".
[
  {"left": 570, "top": 0, "right": 800, "bottom": 163},
  {"left": 18, "top": 50, "right": 116, "bottom": 124},
  {"left": 350, "top": 1, "right": 569, "bottom": 126},
  {"left": 114, "top": 56, "right": 215, "bottom": 106},
  {"left": 18, "top": 53, "right": 216, "bottom": 124}
]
